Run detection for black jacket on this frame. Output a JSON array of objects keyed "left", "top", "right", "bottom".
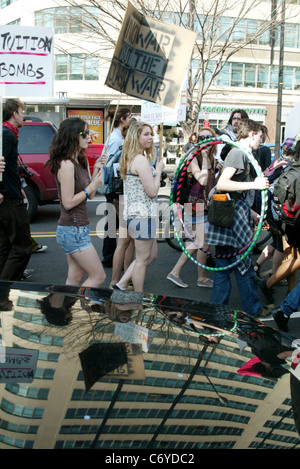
[{"left": 0, "top": 126, "right": 22, "bottom": 199}]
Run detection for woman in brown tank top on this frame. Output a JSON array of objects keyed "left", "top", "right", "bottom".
[{"left": 46, "top": 117, "right": 106, "bottom": 289}]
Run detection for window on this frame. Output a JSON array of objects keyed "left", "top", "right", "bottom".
[
  {"left": 231, "top": 63, "right": 243, "bottom": 86},
  {"left": 283, "top": 66, "right": 293, "bottom": 90},
  {"left": 232, "top": 19, "right": 245, "bottom": 42},
  {"left": 55, "top": 54, "right": 99, "bottom": 81},
  {"left": 257, "top": 65, "right": 269, "bottom": 88},
  {"left": 244, "top": 64, "right": 256, "bottom": 88},
  {"left": 35, "top": 6, "right": 99, "bottom": 34},
  {"left": 285, "top": 23, "right": 297, "bottom": 48}
]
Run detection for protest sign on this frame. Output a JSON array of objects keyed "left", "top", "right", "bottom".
[
  {"left": 114, "top": 321, "right": 155, "bottom": 352},
  {"left": 0, "top": 25, "right": 54, "bottom": 97},
  {"left": 141, "top": 75, "right": 187, "bottom": 124},
  {"left": 105, "top": 2, "right": 196, "bottom": 108},
  {"left": 0, "top": 346, "right": 38, "bottom": 383}
]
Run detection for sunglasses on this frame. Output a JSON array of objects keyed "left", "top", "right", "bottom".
[{"left": 79, "top": 130, "right": 90, "bottom": 138}]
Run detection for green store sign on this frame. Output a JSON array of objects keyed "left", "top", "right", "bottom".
[{"left": 200, "top": 105, "right": 266, "bottom": 115}]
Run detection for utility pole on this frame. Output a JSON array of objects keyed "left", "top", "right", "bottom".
[{"left": 275, "top": 0, "right": 286, "bottom": 159}]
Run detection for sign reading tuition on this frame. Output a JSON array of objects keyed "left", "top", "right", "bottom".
[
  {"left": 105, "top": 2, "right": 196, "bottom": 108},
  {"left": 0, "top": 25, "right": 54, "bottom": 97}
]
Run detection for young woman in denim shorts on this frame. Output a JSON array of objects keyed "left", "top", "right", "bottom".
[
  {"left": 112, "top": 121, "right": 165, "bottom": 292},
  {"left": 46, "top": 117, "right": 106, "bottom": 288}
]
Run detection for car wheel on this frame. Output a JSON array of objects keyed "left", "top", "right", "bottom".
[{"left": 24, "top": 185, "right": 38, "bottom": 221}]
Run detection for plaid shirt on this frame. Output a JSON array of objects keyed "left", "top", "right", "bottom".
[{"left": 206, "top": 198, "right": 254, "bottom": 274}]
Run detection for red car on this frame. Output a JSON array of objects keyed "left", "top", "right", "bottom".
[{"left": 19, "top": 118, "right": 103, "bottom": 220}]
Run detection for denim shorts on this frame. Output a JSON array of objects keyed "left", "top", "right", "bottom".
[
  {"left": 127, "top": 217, "right": 157, "bottom": 240},
  {"left": 56, "top": 225, "right": 93, "bottom": 255}
]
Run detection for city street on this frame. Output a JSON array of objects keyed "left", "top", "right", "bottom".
[{"left": 25, "top": 172, "right": 300, "bottom": 339}]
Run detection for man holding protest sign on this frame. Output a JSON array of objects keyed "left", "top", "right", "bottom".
[{"left": 0, "top": 98, "right": 32, "bottom": 311}]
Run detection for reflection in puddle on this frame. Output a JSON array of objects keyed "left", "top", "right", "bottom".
[{"left": 0, "top": 281, "right": 299, "bottom": 449}]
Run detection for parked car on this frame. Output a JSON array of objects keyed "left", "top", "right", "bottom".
[{"left": 19, "top": 117, "right": 104, "bottom": 221}]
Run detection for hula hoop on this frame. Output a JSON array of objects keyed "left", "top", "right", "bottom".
[
  {"left": 169, "top": 136, "right": 268, "bottom": 271},
  {"left": 171, "top": 140, "right": 251, "bottom": 258}
]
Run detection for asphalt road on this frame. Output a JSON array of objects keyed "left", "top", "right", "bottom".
[{"left": 25, "top": 171, "right": 300, "bottom": 339}]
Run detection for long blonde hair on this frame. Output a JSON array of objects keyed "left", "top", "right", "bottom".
[{"left": 120, "top": 121, "right": 155, "bottom": 178}]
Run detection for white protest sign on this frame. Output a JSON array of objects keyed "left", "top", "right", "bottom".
[
  {"left": 114, "top": 322, "right": 155, "bottom": 352},
  {"left": 141, "top": 75, "right": 187, "bottom": 124},
  {"left": 105, "top": 2, "right": 196, "bottom": 107},
  {"left": 0, "top": 25, "right": 54, "bottom": 97},
  {"left": 0, "top": 347, "right": 38, "bottom": 383}
]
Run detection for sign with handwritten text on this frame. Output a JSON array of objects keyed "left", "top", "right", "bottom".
[
  {"left": 141, "top": 75, "right": 187, "bottom": 124},
  {"left": 0, "top": 25, "right": 54, "bottom": 97},
  {"left": 0, "top": 346, "right": 38, "bottom": 383},
  {"left": 105, "top": 3, "right": 196, "bottom": 108},
  {"left": 114, "top": 321, "right": 155, "bottom": 352}
]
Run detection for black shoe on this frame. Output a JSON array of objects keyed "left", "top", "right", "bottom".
[
  {"left": 258, "top": 278, "right": 274, "bottom": 304},
  {"left": 112, "top": 284, "right": 121, "bottom": 290},
  {"left": 272, "top": 307, "right": 289, "bottom": 332}
]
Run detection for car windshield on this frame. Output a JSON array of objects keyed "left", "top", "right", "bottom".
[{"left": 18, "top": 125, "right": 56, "bottom": 154}]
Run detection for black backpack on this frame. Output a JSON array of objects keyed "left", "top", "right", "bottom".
[{"left": 273, "top": 162, "right": 300, "bottom": 228}]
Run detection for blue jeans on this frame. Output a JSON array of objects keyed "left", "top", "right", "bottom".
[
  {"left": 281, "top": 283, "right": 300, "bottom": 317},
  {"left": 210, "top": 246, "right": 262, "bottom": 317}
]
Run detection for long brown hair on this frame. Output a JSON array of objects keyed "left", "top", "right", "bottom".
[{"left": 46, "top": 117, "right": 88, "bottom": 175}]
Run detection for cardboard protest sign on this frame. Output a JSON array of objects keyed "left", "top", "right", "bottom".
[
  {"left": 105, "top": 2, "right": 196, "bottom": 108},
  {"left": 0, "top": 25, "right": 54, "bottom": 97}
]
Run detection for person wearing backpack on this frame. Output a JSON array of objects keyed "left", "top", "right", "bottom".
[
  {"left": 258, "top": 139, "right": 300, "bottom": 304},
  {"left": 253, "top": 137, "right": 295, "bottom": 281},
  {"left": 100, "top": 107, "right": 131, "bottom": 267},
  {"left": 205, "top": 119, "right": 269, "bottom": 318}
]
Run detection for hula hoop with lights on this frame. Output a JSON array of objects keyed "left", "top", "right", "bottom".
[{"left": 169, "top": 136, "right": 268, "bottom": 271}]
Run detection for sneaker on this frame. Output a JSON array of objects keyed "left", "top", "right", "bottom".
[
  {"left": 197, "top": 278, "right": 213, "bottom": 288},
  {"left": 167, "top": 273, "right": 188, "bottom": 288},
  {"left": 272, "top": 307, "right": 289, "bottom": 332},
  {"left": 21, "top": 268, "right": 34, "bottom": 280},
  {"left": 258, "top": 277, "right": 274, "bottom": 304},
  {"left": 258, "top": 306, "right": 271, "bottom": 318},
  {"left": 33, "top": 245, "right": 48, "bottom": 253}
]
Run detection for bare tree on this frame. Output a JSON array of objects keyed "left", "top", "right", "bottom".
[{"left": 53, "top": 0, "right": 294, "bottom": 137}]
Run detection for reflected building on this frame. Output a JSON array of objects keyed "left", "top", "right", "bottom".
[{"left": 0, "top": 284, "right": 299, "bottom": 450}]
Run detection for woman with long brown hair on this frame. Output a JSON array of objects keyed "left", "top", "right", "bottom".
[{"left": 46, "top": 117, "right": 106, "bottom": 289}]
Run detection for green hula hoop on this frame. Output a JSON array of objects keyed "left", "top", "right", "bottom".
[{"left": 169, "top": 137, "right": 268, "bottom": 271}]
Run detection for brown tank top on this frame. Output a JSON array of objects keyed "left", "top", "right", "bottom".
[{"left": 57, "top": 161, "right": 90, "bottom": 226}]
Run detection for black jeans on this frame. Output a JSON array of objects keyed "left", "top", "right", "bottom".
[
  {"left": 101, "top": 194, "right": 119, "bottom": 263},
  {"left": 0, "top": 198, "right": 32, "bottom": 300}
]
